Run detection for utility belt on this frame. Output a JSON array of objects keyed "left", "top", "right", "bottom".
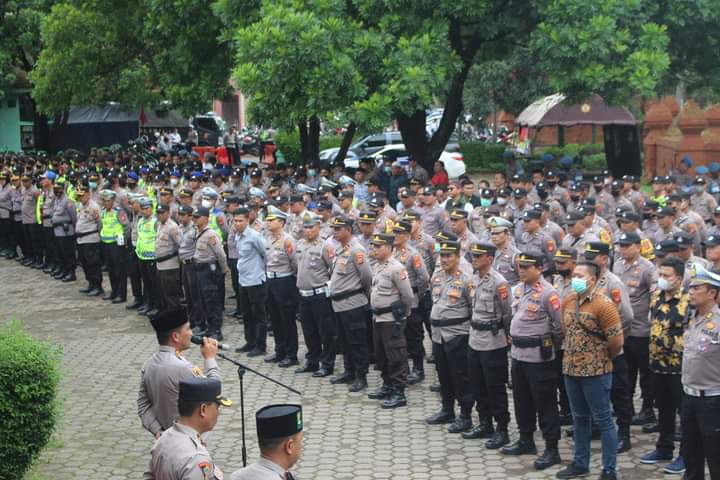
[
  {"left": 42, "top": 214, "right": 52, "bottom": 219},
  {"left": 330, "top": 287, "right": 365, "bottom": 301},
  {"left": 372, "top": 306, "right": 393, "bottom": 315},
  {"left": 683, "top": 385, "right": 720, "bottom": 398},
  {"left": 471, "top": 320, "right": 503, "bottom": 333},
  {"left": 155, "top": 251, "right": 179, "bottom": 263},
  {"left": 194, "top": 261, "right": 219, "bottom": 270},
  {"left": 181, "top": 258, "right": 194, "bottom": 265},
  {"left": 299, "top": 286, "right": 328, "bottom": 297},
  {"left": 431, "top": 316, "right": 470, "bottom": 327},
  {"left": 76, "top": 230, "right": 99, "bottom": 238},
  {"left": 512, "top": 334, "right": 554, "bottom": 360},
  {"left": 51, "top": 221, "right": 71, "bottom": 227},
  {"left": 267, "top": 271, "right": 294, "bottom": 279}
]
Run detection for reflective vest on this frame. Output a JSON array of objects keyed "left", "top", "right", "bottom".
[
  {"left": 35, "top": 192, "right": 44, "bottom": 224},
  {"left": 210, "top": 212, "right": 224, "bottom": 239},
  {"left": 135, "top": 216, "right": 157, "bottom": 260},
  {"left": 100, "top": 209, "right": 123, "bottom": 243}
]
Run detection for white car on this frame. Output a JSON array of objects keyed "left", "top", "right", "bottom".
[{"left": 343, "top": 144, "right": 466, "bottom": 178}]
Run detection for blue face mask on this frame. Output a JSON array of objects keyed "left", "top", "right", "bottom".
[
  {"left": 307, "top": 169, "right": 316, "bottom": 177},
  {"left": 480, "top": 198, "right": 492, "bottom": 208},
  {"left": 434, "top": 242, "right": 441, "bottom": 253},
  {"left": 89, "top": 181, "right": 97, "bottom": 189},
  {"left": 384, "top": 166, "right": 392, "bottom": 174},
  {"left": 571, "top": 277, "right": 588, "bottom": 294}
]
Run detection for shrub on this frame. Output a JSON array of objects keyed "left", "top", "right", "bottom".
[
  {"left": 0, "top": 321, "right": 62, "bottom": 480},
  {"left": 582, "top": 153, "right": 607, "bottom": 171},
  {"left": 273, "top": 129, "right": 344, "bottom": 165},
  {"left": 460, "top": 142, "right": 507, "bottom": 172}
]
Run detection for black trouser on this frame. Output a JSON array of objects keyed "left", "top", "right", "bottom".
[
  {"left": 239, "top": 282, "right": 268, "bottom": 350},
  {"left": 157, "top": 268, "right": 181, "bottom": 310},
  {"left": 511, "top": 358, "right": 560, "bottom": 443},
  {"left": 419, "top": 291, "right": 432, "bottom": 339},
  {"left": 55, "top": 235, "right": 76, "bottom": 274},
  {"left": 374, "top": 319, "right": 408, "bottom": 388},
  {"left": 434, "top": 334, "right": 473, "bottom": 416},
  {"left": 468, "top": 346, "right": 510, "bottom": 430},
  {"left": 77, "top": 242, "right": 102, "bottom": 289},
  {"left": 610, "top": 354, "right": 633, "bottom": 435},
  {"left": 13, "top": 219, "right": 24, "bottom": 255},
  {"left": 127, "top": 245, "right": 143, "bottom": 300},
  {"left": 405, "top": 307, "right": 425, "bottom": 367},
  {"left": 195, "top": 263, "right": 224, "bottom": 335},
  {"left": 298, "top": 293, "right": 336, "bottom": 369},
  {"left": 103, "top": 243, "right": 127, "bottom": 299},
  {"left": 30, "top": 223, "right": 43, "bottom": 261},
  {"left": 0, "top": 217, "right": 10, "bottom": 251},
  {"left": 229, "top": 258, "right": 240, "bottom": 310},
  {"left": 682, "top": 393, "right": 720, "bottom": 480},
  {"left": 336, "top": 306, "right": 370, "bottom": 376},
  {"left": 267, "top": 276, "right": 299, "bottom": 360},
  {"left": 139, "top": 259, "right": 159, "bottom": 309},
  {"left": 21, "top": 223, "right": 36, "bottom": 260},
  {"left": 181, "top": 262, "right": 203, "bottom": 329},
  {"left": 42, "top": 226, "right": 56, "bottom": 266},
  {"left": 653, "top": 373, "right": 683, "bottom": 457},
  {"left": 556, "top": 350, "right": 571, "bottom": 415},
  {"left": 626, "top": 336, "right": 653, "bottom": 411}
]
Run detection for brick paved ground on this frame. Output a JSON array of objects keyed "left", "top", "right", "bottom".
[{"left": 0, "top": 259, "right": 673, "bottom": 479}]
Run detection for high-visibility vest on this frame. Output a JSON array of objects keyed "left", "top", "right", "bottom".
[
  {"left": 210, "top": 212, "right": 224, "bottom": 239},
  {"left": 135, "top": 216, "right": 157, "bottom": 260},
  {"left": 100, "top": 209, "right": 124, "bottom": 243},
  {"left": 35, "top": 192, "right": 44, "bottom": 224}
]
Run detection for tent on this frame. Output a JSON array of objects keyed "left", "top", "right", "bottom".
[{"left": 515, "top": 94, "right": 640, "bottom": 176}]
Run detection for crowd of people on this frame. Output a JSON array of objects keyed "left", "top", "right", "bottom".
[{"left": 2, "top": 147, "right": 720, "bottom": 479}]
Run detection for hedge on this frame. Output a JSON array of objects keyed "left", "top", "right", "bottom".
[
  {"left": 273, "top": 129, "right": 344, "bottom": 165},
  {"left": 459, "top": 142, "right": 507, "bottom": 172},
  {"left": 0, "top": 321, "right": 62, "bottom": 480}
]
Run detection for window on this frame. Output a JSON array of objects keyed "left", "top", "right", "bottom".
[{"left": 365, "top": 134, "right": 387, "bottom": 147}]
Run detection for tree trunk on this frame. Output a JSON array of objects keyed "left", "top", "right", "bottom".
[
  {"left": 298, "top": 118, "right": 309, "bottom": 166},
  {"left": 335, "top": 122, "right": 356, "bottom": 164},
  {"left": 33, "top": 111, "right": 50, "bottom": 152},
  {"left": 308, "top": 115, "right": 320, "bottom": 167},
  {"left": 396, "top": 109, "right": 431, "bottom": 171},
  {"left": 48, "top": 109, "right": 70, "bottom": 153}
]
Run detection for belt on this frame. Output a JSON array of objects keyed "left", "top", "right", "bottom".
[
  {"left": 372, "top": 306, "right": 393, "bottom": 315},
  {"left": 683, "top": 385, "right": 720, "bottom": 397},
  {"left": 181, "top": 259, "right": 194, "bottom": 265},
  {"left": 194, "top": 261, "right": 217, "bottom": 268},
  {"left": 12, "top": 210, "right": 20, "bottom": 214},
  {"left": 471, "top": 320, "right": 503, "bottom": 332},
  {"left": 299, "top": 286, "right": 327, "bottom": 297},
  {"left": 155, "top": 251, "right": 179, "bottom": 263},
  {"left": 267, "top": 271, "right": 294, "bottom": 279},
  {"left": 512, "top": 336, "right": 542, "bottom": 348},
  {"left": 52, "top": 221, "right": 70, "bottom": 227},
  {"left": 330, "top": 287, "right": 365, "bottom": 301},
  {"left": 42, "top": 215, "right": 52, "bottom": 219},
  {"left": 76, "top": 230, "right": 99, "bottom": 238},
  {"left": 431, "top": 317, "right": 470, "bottom": 327}
]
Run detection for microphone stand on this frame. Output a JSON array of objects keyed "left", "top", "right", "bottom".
[{"left": 216, "top": 352, "right": 301, "bottom": 467}]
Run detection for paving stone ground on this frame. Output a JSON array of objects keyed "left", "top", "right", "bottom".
[{"left": 0, "top": 259, "right": 671, "bottom": 479}]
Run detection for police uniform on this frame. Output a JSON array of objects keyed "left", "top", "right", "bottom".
[
  {"left": 230, "top": 404, "right": 303, "bottom": 480},
  {"left": 418, "top": 189, "right": 447, "bottom": 236},
  {"left": 136, "top": 198, "right": 160, "bottom": 314},
  {"left": 20, "top": 179, "right": 40, "bottom": 265},
  {"left": 328, "top": 216, "right": 373, "bottom": 391},
  {"left": 682, "top": 264, "right": 720, "bottom": 479},
  {"left": 487, "top": 217, "right": 519, "bottom": 284},
  {"left": 368, "top": 233, "right": 414, "bottom": 408},
  {"left": 295, "top": 212, "right": 336, "bottom": 375},
  {"left": 178, "top": 207, "right": 202, "bottom": 330},
  {"left": 264, "top": 206, "right": 299, "bottom": 366},
  {"left": 192, "top": 207, "right": 228, "bottom": 340},
  {"left": 502, "top": 253, "right": 563, "bottom": 465},
  {"left": 51, "top": 185, "right": 77, "bottom": 281},
  {"left": 75, "top": 188, "right": 103, "bottom": 294},
  {"left": 40, "top": 185, "right": 57, "bottom": 271},
  {"left": 143, "top": 377, "right": 229, "bottom": 480},
  {"left": 0, "top": 176, "right": 12, "bottom": 255},
  {"left": 425, "top": 240, "right": 475, "bottom": 432},
  {"left": 516, "top": 210, "right": 556, "bottom": 274},
  {"left": 138, "top": 308, "right": 221, "bottom": 437},
  {"left": 465, "top": 243, "right": 512, "bottom": 446},
  {"left": 156, "top": 204, "right": 182, "bottom": 310}
]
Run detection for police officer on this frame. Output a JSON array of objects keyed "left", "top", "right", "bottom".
[
  {"left": 517, "top": 210, "right": 556, "bottom": 276},
  {"left": 463, "top": 242, "right": 512, "bottom": 449},
  {"left": 488, "top": 216, "right": 519, "bottom": 284},
  {"left": 230, "top": 404, "right": 304, "bottom": 480},
  {"left": 124, "top": 193, "right": 145, "bottom": 309},
  {"left": 366, "top": 233, "right": 414, "bottom": 409},
  {"left": 138, "top": 307, "right": 220, "bottom": 439},
  {"left": 552, "top": 247, "right": 577, "bottom": 424},
  {"left": 328, "top": 215, "right": 373, "bottom": 392},
  {"left": 500, "top": 252, "right": 563, "bottom": 471},
  {"left": 99, "top": 190, "right": 128, "bottom": 301},
  {"left": 75, "top": 184, "right": 104, "bottom": 296},
  {"left": 20, "top": 173, "right": 40, "bottom": 267},
  {"left": 177, "top": 205, "right": 201, "bottom": 330},
  {"left": 418, "top": 186, "right": 447, "bottom": 236},
  {"left": 392, "top": 219, "right": 429, "bottom": 384},
  {"left": 192, "top": 207, "right": 228, "bottom": 341},
  {"left": 155, "top": 204, "right": 182, "bottom": 310},
  {"left": 295, "top": 212, "right": 336, "bottom": 377},
  {"left": 424, "top": 240, "right": 474, "bottom": 434},
  {"left": 561, "top": 211, "right": 599, "bottom": 252},
  {"left": 51, "top": 182, "right": 77, "bottom": 282},
  {"left": 137, "top": 197, "right": 160, "bottom": 316},
  {"left": 683, "top": 264, "right": 720, "bottom": 479},
  {"left": 143, "top": 377, "right": 229, "bottom": 480},
  {"left": 357, "top": 210, "right": 380, "bottom": 270},
  {"left": 39, "top": 174, "right": 57, "bottom": 272},
  {"left": 264, "top": 205, "right": 299, "bottom": 368}
]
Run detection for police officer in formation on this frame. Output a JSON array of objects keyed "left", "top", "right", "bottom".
[{"left": 9, "top": 148, "right": 720, "bottom": 479}]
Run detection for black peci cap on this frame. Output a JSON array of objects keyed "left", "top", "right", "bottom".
[
  {"left": 150, "top": 306, "right": 188, "bottom": 332},
  {"left": 256, "top": 404, "right": 303, "bottom": 439}
]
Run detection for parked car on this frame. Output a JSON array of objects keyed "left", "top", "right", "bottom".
[
  {"left": 319, "top": 147, "right": 360, "bottom": 165},
  {"left": 343, "top": 144, "right": 466, "bottom": 178}
]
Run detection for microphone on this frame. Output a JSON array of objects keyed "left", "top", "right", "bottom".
[{"left": 191, "top": 335, "right": 232, "bottom": 351}]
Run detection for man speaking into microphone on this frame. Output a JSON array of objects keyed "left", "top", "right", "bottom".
[{"left": 138, "top": 306, "right": 222, "bottom": 439}]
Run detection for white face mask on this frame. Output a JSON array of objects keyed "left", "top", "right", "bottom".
[
  {"left": 657, "top": 277, "right": 673, "bottom": 291},
  {"left": 497, "top": 197, "right": 507, "bottom": 206},
  {"left": 170, "top": 178, "right": 178, "bottom": 187},
  {"left": 201, "top": 199, "right": 212, "bottom": 209}
]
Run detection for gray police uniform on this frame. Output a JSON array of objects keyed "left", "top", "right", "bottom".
[
  {"left": 420, "top": 203, "right": 447, "bottom": 236},
  {"left": 193, "top": 227, "right": 228, "bottom": 337},
  {"left": 468, "top": 268, "right": 512, "bottom": 431},
  {"left": 430, "top": 267, "right": 474, "bottom": 417},
  {"left": 393, "top": 245, "right": 429, "bottom": 367},
  {"left": 137, "top": 346, "right": 220, "bottom": 436},
  {"left": 40, "top": 189, "right": 56, "bottom": 266},
  {"left": 265, "top": 230, "right": 299, "bottom": 362},
  {"left": 156, "top": 218, "right": 182, "bottom": 309},
  {"left": 230, "top": 457, "right": 288, "bottom": 480},
  {"left": 51, "top": 192, "right": 77, "bottom": 276},
  {"left": 143, "top": 423, "right": 222, "bottom": 480},
  {"left": 75, "top": 199, "right": 103, "bottom": 290},
  {"left": 493, "top": 243, "right": 519, "bottom": 285},
  {"left": 517, "top": 230, "right": 556, "bottom": 273}
]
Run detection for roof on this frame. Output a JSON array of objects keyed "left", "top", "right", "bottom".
[
  {"left": 67, "top": 105, "right": 189, "bottom": 127},
  {"left": 516, "top": 94, "right": 636, "bottom": 127}
]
